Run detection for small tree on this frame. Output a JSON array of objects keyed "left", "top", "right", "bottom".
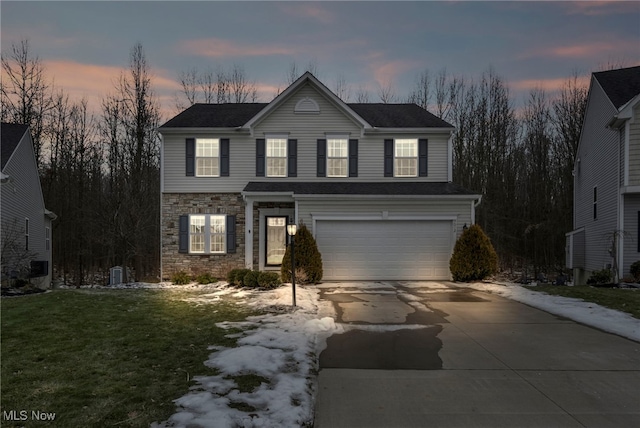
[
  {"left": 449, "top": 224, "right": 498, "bottom": 282},
  {"left": 281, "top": 223, "right": 323, "bottom": 284}
]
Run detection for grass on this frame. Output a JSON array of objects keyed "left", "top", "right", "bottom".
[
  {"left": 524, "top": 285, "right": 640, "bottom": 319},
  {"left": 1, "top": 288, "right": 260, "bottom": 427}
]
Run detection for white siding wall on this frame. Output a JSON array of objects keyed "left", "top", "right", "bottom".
[
  {"left": 623, "top": 194, "right": 640, "bottom": 277},
  {"left": 161, "top": 82, "right": 452, "bottom": 194},
  {"left": 574, "top": 80, "right": 619, "bottom": 273},
  {"left": 1, "top": 133, "right": 52, "bottom": 287},
  {"left": 628, "top": 104, "right": 640, "bottom": 186}
]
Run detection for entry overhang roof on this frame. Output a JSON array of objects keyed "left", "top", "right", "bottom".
[{"left": 242, "top": 181, "right": 480, "bottom": 198}]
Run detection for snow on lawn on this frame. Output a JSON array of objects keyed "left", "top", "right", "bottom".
[
  {"left": 458, "top": 281, "right": 640, "bottom": 342},
  {"left": 153, "top": 283, "right": 340, "bottom": 428}
]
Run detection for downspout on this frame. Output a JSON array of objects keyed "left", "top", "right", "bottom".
[{"left": 472, "top": 195, "right": 482, "bottom": 225}]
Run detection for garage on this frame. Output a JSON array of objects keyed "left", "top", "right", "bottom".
[{"left": 315, "top": 219, "right": 454, "bottom": 281}]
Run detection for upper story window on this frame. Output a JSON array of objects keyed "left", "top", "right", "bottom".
[
  {"left": 267, "top": 138, "right": 287, "bottom": 177},
  {"left": 189, "top": 214, "right": 226, "bottom": 254},
  {"left": 196, "top": 139, "right": 219, "bottom": 177},
  {"left": 327, "top": 138, "right": 348, "bottom": 177},
  {"left": 395, "top": 139, "right": 418, "bottom": 177}
]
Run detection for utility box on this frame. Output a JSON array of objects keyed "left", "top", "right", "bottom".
[{"left": 110, "top": 266, "right": 123, "bottom": 285}]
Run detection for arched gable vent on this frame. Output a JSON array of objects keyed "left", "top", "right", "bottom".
[{"left": 294, "top": 97, "right": 320, "bottom": 114}]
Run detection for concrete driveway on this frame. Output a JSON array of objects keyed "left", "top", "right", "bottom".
[{"left": 313, "top": 281, "right": 640, "bottom": 428}]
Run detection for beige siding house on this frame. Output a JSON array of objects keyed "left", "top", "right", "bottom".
[
  {"left": 159, "top": 72, "right": 481, "bottom": 281},
  {"left": 1, "top": 123, "right": 56, "bottom": 288},
  {"left": 566, "top": 66, "right": 640, "bottom": 284}
]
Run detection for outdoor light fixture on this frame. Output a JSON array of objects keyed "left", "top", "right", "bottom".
[
  {"left": 287, "top": 222, "right": 297, "bottom": 307},
  {"left": 463, "top": 223, "right": 468, "bottom": 231}
]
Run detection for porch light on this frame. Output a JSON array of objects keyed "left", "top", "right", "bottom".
[{"left": 287, "top": 222, "right": 297, "bottom": 307}]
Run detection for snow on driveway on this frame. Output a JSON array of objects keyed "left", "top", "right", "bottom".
[{"left": 149, "top": 280, "right": 639, "bottom": 427}]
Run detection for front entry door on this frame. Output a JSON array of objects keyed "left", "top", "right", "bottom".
[{"left": 266, "top": 216, "right": 287, "bottom": 266}]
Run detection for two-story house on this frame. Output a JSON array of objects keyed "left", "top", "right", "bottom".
[
  {"left": 159, "top": 72, "right": 481, "bottom": 282},
  {"left": 1, "top": 123, "right": 56, "bottom": 288},
  {"left": 566, "top": 66, "right": 640, "bottom": 284}
]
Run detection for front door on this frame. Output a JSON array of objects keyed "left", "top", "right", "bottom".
[{"left": 266, "top": 216, "right": 287, "bottom": 266}]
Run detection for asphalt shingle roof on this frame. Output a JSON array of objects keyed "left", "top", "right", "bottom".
[
  {"left": 243, "top": 181, "right": 477, "bottom": 196},
  {"left": 1, "top": 122, "right": 28, "bottom": 170},
  {"left": 594, "top": 65, "right": 640, "bottom": 109},
  {"left": 160, "top": 103, "right": 453, "bottom": 129}
]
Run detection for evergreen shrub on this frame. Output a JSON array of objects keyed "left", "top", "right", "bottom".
[
  {"left": 630, "top": 261, "right": 640, "bottom": 282},
  {"left": 587, "top": 269, "right": 612, "bottom": 285},
  {"left": 171, "top": 271, "right": 191, "bottom": 285},
  {"left": 257, "top": 271, "right": 281, "bottom": 289},
  {"left": 195, "top": 273, "right": 217, "bottom": 284},
  {"left": 449, "top": 224, "right": 498, "bottom": 282},
  {"left": 281, "top": 223, "right": 323, "bottom": 284},
  {"left": 243, "top": 270, "right": 260, "bottom": 288}
]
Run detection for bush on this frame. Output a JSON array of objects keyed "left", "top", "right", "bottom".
[
  {"left": 281, "top": 223, "right": 323, "bottom": 284},
  {"left": 171, "top": 271, "right": 191, "bottom": 285},
  {"left": 630, "top": 261, "right": 640, "bottom": 282},
  {"left": 257, "top": 271, "right": 282, "bottom": 289},
  {"left": 587, "top": 269, "right": 612, "bottom": 285},
  {"left": 243, "top": 270, "right": 260, "bottom": 288},
  {"left": 226, "top": 268, "right": 250, "bottom": 286},
  {"left": 449, "top": 224, "right": 498, "bottom": 282},
  {"left": 195, "top": 273, "right": 217, "bottom": 285}
]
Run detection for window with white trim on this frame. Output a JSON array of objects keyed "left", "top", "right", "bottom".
[
  {"left": 327, "top": 138, "right": 348, "bottom": 177},
  {"left": 395, "top": 139, "right": 418, "bottom": 177},
  {"left": 189, "top": 214, "right": 226, "bottom": 254},
  {"left": 266, "top": 138, "right": 287, "bottom": 177},
  {"left": 196, "top": 139, "right": 220, "bottom": 177}
]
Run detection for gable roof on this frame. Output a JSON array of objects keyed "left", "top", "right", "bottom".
[
  {"left": 349, "top": 103, "right": 452, "bottom": 128},
  {"left": 160, "top": 72, "right": 454, "bottom": 130},
  {"left": 243, "top": 181, "right": 477, "bottom": 197},
  {"left": 161, "top": 103, "right": 268, "bottom": 128},
  {"left": 1, "top": 122, "right": 29, "bottom": 170},
  {"left": 594, "top": 65, "right": 640, "bottom": 109}
]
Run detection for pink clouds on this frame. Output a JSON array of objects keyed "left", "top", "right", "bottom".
[
  {"left": 180, "top": 38, "right": 296, "bottom": 58},
  {"left": 519, "top": 39, "right": 637, "bottom": 62},
  {"left": 511, "top": 75, "right": 590, "bottom": 93},
  {"left": 44, "top": 60, "right": 181, "bottom": 117},
  {"left": 282, "top": 2, "right": 335, "bottom": 25},
  {"left": 565, "top": 1, "right": 639, "bottom": 16}
]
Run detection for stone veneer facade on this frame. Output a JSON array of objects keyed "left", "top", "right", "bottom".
[{"left": 161, "top": 193, "right": 246, "bottom": 280}]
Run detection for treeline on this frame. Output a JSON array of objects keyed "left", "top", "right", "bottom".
[
  {"left": 2, "top": 41, "right": 160, "bottom": 285},
  {"left": 1, "top": 40, "right": 587, "bottom": 284}
]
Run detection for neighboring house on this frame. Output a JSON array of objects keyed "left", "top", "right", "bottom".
[
  {"left": 566, "top": 66, "right": 640, "bottom": 284},
  {"left": 1, "top": 123, "right": 56, "bottom": 288},
  {"left": 159, "top": 72, "right": 481, "bottom": 281}
]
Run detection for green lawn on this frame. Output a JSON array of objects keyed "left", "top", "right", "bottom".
[
  {"left": 524, "top": 285, "right": 640, "bottom": 319},
  {"left": 1, "top": 288, "right": 259, "bottom": 427}
]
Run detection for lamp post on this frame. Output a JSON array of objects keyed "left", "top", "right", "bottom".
[{"left": 287, "top": 222, "right": 297, "bottom": 307}]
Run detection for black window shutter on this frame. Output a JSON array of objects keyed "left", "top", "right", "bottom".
[
  {"left": 220, "top": 138, "right": 230, "bottom": 177},
  {"left": 384, "top": 139, "right": 394, "bottom": 177},
  {"left": 419, "top": 139, "right": 428, "bottom": 177},
  {"left": 179, "top": 215, "right": 189, "bottom": 253},
  {"left": 349, "top": 139, "right": 358, "bottom": 177},
  {"left": 288, "top": 139, "right": 297, "bottom": 177},
  {"left": 317, "top": 139, "right": 326, "bottom": 177},
  {"left": 256, "top": 139, "right": 265, "bottom": 177},
  {"left": 186, "top": 138, "right": 195, "bottom": 177},
  {"left": 226, "top": 215, "right": 236, "bottom": 254}
]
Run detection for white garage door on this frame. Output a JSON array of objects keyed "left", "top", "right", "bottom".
[{"left": 315, "top": 220, "right": 453, "bottom": 281}]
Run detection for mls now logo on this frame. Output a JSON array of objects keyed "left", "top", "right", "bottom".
[{"left": 3, "top": 410, "right": 56, "bottom": 421}]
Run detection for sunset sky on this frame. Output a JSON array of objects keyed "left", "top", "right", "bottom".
[{"left": 1, "top": 1, "right": 639, "bottom": 120}]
